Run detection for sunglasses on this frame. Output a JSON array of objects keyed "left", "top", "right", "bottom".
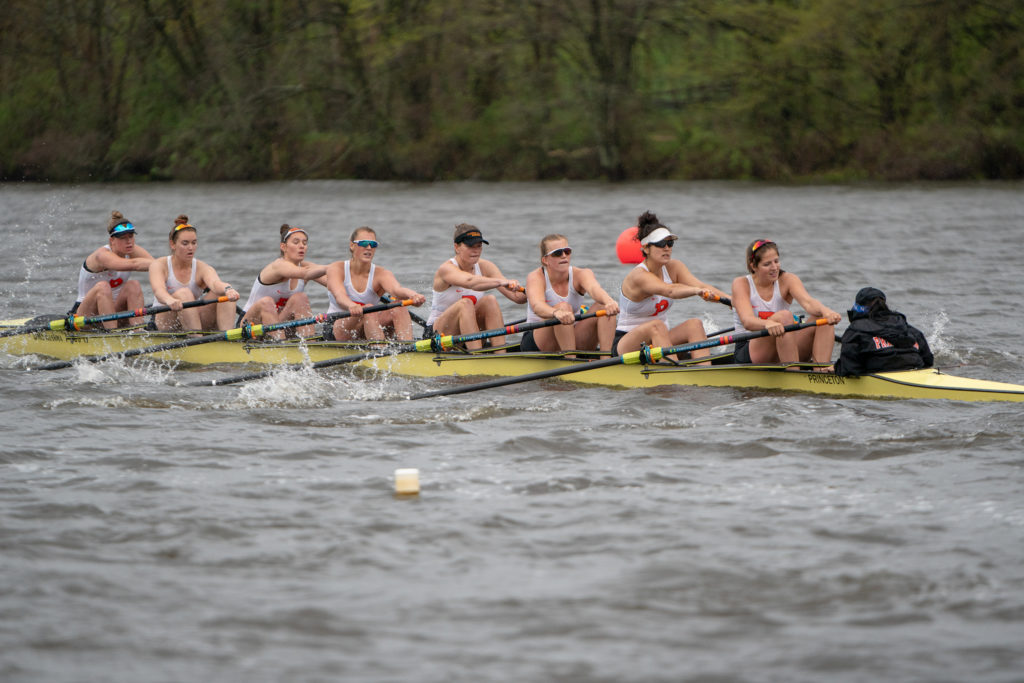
[
  {"left": 649, "top": 238, "right": 675, "bottom": 248},
  {"left": 353, "top": 239, "right": 379, "bottom": 248},
  {"left": 109, "top": 222, "right": 136, "bottom": 236},
  {"left": 544, "top": 247, "right": 572, "bottom": 258},
  {"left": 751, "top": 239, "right": 774, "bottom": 253}
]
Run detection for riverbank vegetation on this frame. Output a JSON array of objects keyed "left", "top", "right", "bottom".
[{"left": 2, "top": 0, "right": 1022, "bottom": 182}]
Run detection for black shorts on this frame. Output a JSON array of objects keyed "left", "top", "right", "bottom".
[
  {"left": 519, "top": 329, "right": 540, "bottom": 352},
  {"left": 609, "top": 329, "right": 628, "bottom": 356},
  {"left": 733, "top": 339, "right": 751, "bottom": 364}
]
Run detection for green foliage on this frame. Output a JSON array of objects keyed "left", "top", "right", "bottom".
[{"left": 1, "top": 0, "right": 1021, "bottom": 181}]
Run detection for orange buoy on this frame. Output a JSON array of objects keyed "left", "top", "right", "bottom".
[{"left": 616, "top": 226, "right": 642, "bottom": 264}]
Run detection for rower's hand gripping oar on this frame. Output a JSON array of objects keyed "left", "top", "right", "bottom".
[
  {"left": 408, "top": 318, "right": 828, "bottom": 400},
  {"left": 700, "top": 292, "right": 732, "bottom": 308},
  {"left": 30, "top": 299, "right": 415, "bottom": 371},
  {"left": 194, "top": 310, "right": 609, "bottom": 387},
  {"left": 0, "top": 297, "right": 232, "bottom": 339}
]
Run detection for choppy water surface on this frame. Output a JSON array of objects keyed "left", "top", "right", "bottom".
[{"left": 2, "top": 181, "right": 1023, "bottom": 682}]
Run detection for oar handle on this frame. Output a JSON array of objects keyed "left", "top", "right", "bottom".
[
  {"left": 700, "top": 292, "right": 732, "bottom": 307},
  {"left": 381, "top": 294, "right": 429, "bottom": 330}
]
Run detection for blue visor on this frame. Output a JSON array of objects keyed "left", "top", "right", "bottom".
[{"left": 110, "top": 222, "right": 136, "bottom": 236}]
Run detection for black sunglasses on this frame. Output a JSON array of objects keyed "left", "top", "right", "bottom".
[{"left": 649, "top": 238, "right": 675, "bottom": 248}]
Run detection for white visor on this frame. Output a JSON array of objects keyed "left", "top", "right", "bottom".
[{"left": 640, "top": 227, "right": 679, "bottom": 246}]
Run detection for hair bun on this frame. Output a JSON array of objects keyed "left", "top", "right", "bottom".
[{"left": 637, "top": 211, "right": 659, "bottom": 230}]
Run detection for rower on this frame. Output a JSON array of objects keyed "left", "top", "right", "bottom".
[
  {"left": 238, "top": 224, "right": 328, "bottom": 339},
  {"left": 323, "top": 226, "right": 426, "bottom": 341},
  {"left": 71, "top": 211, "right": 155, "bottom": 330},
  {"left": 614, "top": 211, "right": 730, "bottom": 364},
  {"left": 148, "top": 215, "right": 241, "bottom": 332},
  {"left": 521, "top": 234, "right": 619, "bottom": 355},
  {"left": 730, "top": 239, "right": 841, "bottom": 369},
  {"left": 426, "top": 223, "right": 527, "bottom": 351}
]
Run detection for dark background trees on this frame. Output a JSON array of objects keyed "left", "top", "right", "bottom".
[{"left": 2, "top": 0, "right": 1021, "bottom": 181}]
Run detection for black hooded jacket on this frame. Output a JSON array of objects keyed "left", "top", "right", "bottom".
[{"left": 834, "top": 307, "right": 933, "bottom": 377}]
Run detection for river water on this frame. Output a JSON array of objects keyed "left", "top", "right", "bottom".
[{"left": 1, "top": 181, "right": 1023, "bottom": 682}]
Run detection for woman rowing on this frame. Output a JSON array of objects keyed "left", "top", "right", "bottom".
[
  {"left": 71, "top": 211, "right": 155, "bottom": 330},
  {"left": 730, "top": 239, "right": 841, "bottom": 369},
  {"left": 148, "top": 215, "right": 240, "bottom": 332},
  {"left": 324, "top": 226, "right": 426, "bottom": 341},
  {"left": 614, "top": 211, "right": 729, "bottom": 364},
  {"left": 239, "top": 224, "right": 328, "bottom": 339},
  {"left": 521, "top": 234, "right": 619, "bottom": 355},
  {"left": 426, "top": 223, "right": 527, "bottom": 351}
]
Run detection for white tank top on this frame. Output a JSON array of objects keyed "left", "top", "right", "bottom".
[
  {"left": 242, "top": 273, "right": 307, "bottom": 312},
  {"left": 427, "top": 258, "right": 488, "bottom": 326},
  {"left": 75, "top": 246, "right": 133, "bottom": 303},
  {"left": 327, "top": 261, "right": 378, "bottom": 313},
  {"left": 733, "top": 274, "right": 790, "bottom": 332},
  {"left": 163, "top": 256, "right": 204, "bottom": 300},
  {"left": 616, "top": 263, "right": 672, "bottom": 332},
  {"left": 526, "top": 267, "right": 586, "bottom": 324}
]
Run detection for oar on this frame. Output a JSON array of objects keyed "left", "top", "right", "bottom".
[
  {"left": 194, "top": 310, "right": 608, "bottom": 386},
  {"left": 701, "top": 292, "right": 732, "bottom": 307},
  {"left": 408, "top": 318, "right": 829, "bottom": 400},
  {"left": 31, "top": 299, "right": 415, "bottom": 371},
  {"left": 379, "top": 294, "right": 430, "bottom": 331},
  {"left": 0, "top": 297, "right": 231, "bottom": 339}
]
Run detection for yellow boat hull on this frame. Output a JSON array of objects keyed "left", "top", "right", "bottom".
[{"left": 3, "top": 321, "right": 1024, "bottom": 402}]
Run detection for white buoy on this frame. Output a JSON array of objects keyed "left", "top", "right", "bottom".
[{"left": 394, "top": 468, "right": 420, "bottom": 495}]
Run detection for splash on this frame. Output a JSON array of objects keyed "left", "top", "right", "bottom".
[
  {"left": 229, "top": 363, "right": 340, "bottom": 409},
  {"left": 14, "top": 192, "right": 77, "bottom": 315},
  {"left": 69, "top": 356, "right": 178, "bottom": 385},
  {"left": 926, "top": 310, "right": 966, "bottom": 364},
  {"left": 45, "top": 394, "right": 132, "bottom": 410}
]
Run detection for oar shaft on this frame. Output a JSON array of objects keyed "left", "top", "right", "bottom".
[
  {"left": 0, "top": 296, "right": 230, "bottom": 338},
  {"left": 258, "top": 299, "right": 414, "bottom": 336},
  {"left": 198, "top": 310, "right": 607, "bottom": 387},
  {"left": 424, "top": 311, "right": 603, "bottom": 351},
  {"left": 646, "top": 319, "right": 827, "bottom": 363},
  {"left": 32, "top": 299, "right": 416, "bottom": 371},
  {"left": 408, "top": 318, "right": 828, "bottom": 400}
]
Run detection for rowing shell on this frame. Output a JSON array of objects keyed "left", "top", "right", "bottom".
[{"left": 3, "top": 319, "right": 1024, "bottom": 402}]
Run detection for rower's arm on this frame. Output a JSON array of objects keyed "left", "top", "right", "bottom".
[
  {"left": 782, "top": 273, "right": 840, "bottom": 324},
  {"left": 95, "top": 247, "right": 155, "bottom": 272},
  {"left": 324, "top": 261, "right": 361, "bottom": 311},
  {"left": 376, "top": 268, "right": 425, "bottom": 306}
]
